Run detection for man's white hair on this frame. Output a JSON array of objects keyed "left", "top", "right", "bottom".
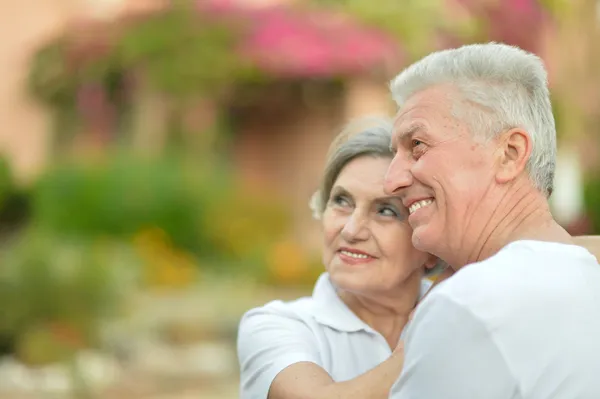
[{"left": 390, "top": 42, "right": 556, "bottom": 196}]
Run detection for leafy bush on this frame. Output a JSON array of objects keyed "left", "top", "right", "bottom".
[
  {"left": 27, "top": 1, "right": 249, "bottom": 148},
  {"left": 0, "top": 157, "right": 14, "bottom": 206},
  {"left": 202, "top": 185, "right": 292, "bottom": 262},
  {"left": 584, "top": 174, "right": 600, "bottom": 234},
  {"left": 31, "top": 155, "right": 209, "bottom": 254},
  {"left": 30, "top": 154, "right": 296, "bottom": 277},
  {"left": 0, "top": 157, "right": 31, "bottom": 239},
  {"left": 0, "top": 230, "right": 141, "bottom": 365}
]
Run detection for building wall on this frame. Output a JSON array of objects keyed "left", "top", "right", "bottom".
[
  {"left": 0, "top": 0, "right": 83, "bottom": 183},
  {"left": 232, "top": 79, "right": 394, "bottom": 252}
]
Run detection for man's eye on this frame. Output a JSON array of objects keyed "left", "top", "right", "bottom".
[{"left": 412, "top": 139, "right": 423, "bottom": 147}]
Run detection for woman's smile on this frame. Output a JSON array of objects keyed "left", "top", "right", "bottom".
[{"left": 337, "top": 247, "right": 377, "bottom": 265}]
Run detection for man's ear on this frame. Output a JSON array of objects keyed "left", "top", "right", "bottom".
[{"left": 495, "top": 128, "right": 532, "bottom": 185}]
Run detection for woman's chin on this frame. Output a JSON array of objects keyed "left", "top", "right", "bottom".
[
  {"left": 329, "top": 265, "right": 421, "bottom": 297},
  {"left": 329, "top": 268, "right": 375, "bottom": 293}
]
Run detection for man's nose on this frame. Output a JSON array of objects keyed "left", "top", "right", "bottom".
[
  {"left": 384, "top": 153, "right": 413, "bottom": 195},
  {"left": 341, "top": 212, "right": 370, "bottom": 242}
]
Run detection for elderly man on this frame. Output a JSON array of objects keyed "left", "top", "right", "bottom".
[{"left": 384, "top": 43, "right": 600, "bottom": 398}]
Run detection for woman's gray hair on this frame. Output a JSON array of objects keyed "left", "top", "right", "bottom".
[{"left": 309, "top": 116, "right": 394, "bottom": 220}]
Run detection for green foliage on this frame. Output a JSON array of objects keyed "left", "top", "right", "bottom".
[
  {"left": 31, "top": 155, "right": 209, "bottom": 254},
  {"left": 30, "top": 154, "right": 295, "bottom": 270},
  {"left": 28, "top": 3, "right": 247, "bottom": 108},
  {"left": 27, "top": 39, "right": 79, "bottom": 109},
  {"left": 117, "top": 4, "right": 244, "bottom": 98},
  {"left": 0, "top": 156, "right": 15, "bottom": 208},
  {"left": 539, "top": 0, "right": 572, "bottom": 16},
  {"left": 584, "top": 175, "right": 600, "bottom": 234},
  {"left": 0, "top": 230, "right": 140, "bottom": 362},
  {"left": 202, "top": 187, "right": 290, "bottom": 260},
  {"left": 309, "top": 0, "right": 475, "bottom": 60}
]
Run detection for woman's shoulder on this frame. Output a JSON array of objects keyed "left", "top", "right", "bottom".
[
  {"left": 239, "top": 274, "right": 331, "bottom": 329},
  {"left": 240, "top": 295, "right": 317, "bottom": 329},
  {"left": 237, "top": 295, "right": 323, "bottom": 360}
]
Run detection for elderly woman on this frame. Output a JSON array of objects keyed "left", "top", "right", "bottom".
[{"left": 237, "top": 117, "right": 438, "bottom": 399}]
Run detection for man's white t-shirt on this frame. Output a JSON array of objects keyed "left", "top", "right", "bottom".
[
  {"left": 390, "top": 240, "right": 600, "bottom": 399},
  {"left": 237, "top": 273, "right": 431, "bottom": 399}
]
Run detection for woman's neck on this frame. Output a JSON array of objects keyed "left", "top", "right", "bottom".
[{"left": 337, "top": 274, "right": 422, "bottom": 349}]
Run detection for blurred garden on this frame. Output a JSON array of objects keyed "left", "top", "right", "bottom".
[{"left": 0, "top": 0, "right": 599, "bottom": 397}]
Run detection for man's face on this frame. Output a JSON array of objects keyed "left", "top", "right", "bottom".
[{"left": 384, "top": 85, "right": 499, "bottom": 262}]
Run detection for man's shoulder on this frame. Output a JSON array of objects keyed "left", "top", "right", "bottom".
[
  {"left": 429, "top": 240, "right": 600, "bottom": 317},
  {"left": 431, "top": 247, "right": 520, "bottom": 303}
]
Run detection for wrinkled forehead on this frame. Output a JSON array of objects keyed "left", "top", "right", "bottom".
[{"left": 391, "top": 88, "right": 474, "bottom": 145}]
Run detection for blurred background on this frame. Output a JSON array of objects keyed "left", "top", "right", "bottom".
[{"left": 0, "top": 0, "right": 599, "bottom": 397}]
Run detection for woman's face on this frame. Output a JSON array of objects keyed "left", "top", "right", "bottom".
[{"left": 322, "top": 155, "right": 436, "bottom": 295}]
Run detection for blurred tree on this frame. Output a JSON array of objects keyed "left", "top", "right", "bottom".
[
  {"left": 584, "top": 177, "right": 600, "bottom": 234},
  {"left": 541, "top": 0, "right": 600, "bottom": 226},
  {"left": 0, "top": 157, "right": 30, "bottom": 240},
  {"left": 30, "top": 155, "right": 208, "bottom": 254},
  {"left": 308, "top": 0, "right": 477, "bottom": 60},
  {"left": 456, "top": 0, "right": 549, "bottom": 53},
  {"left": 542, "top": 0, "right": 600, "bottom": 140},
  {"left": 28, "top": 0, "right": 246, "bottom": 159},
  {"left": 0, "top": 232, "right": 139, "bottom": 364}
]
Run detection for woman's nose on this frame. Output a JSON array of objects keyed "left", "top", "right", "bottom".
[{"left": 341, "top": 212, "right": 370, "bottom": 242}]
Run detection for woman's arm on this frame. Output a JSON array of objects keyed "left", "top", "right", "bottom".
[
  {"left": 268, "top": 345, "right": 404, "bottom": 399},
  {"left": 238, "top": 305, "right": 405, "bottom": 399}
]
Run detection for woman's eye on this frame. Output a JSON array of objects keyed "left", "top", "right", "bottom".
[
  {"left": 331, "top": 194, "right": 351, "bottom": 207},
  {"left": 378, "top": 206, "right": 399, "bottom": 217}
]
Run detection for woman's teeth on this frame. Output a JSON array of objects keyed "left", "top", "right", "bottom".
[
  {"left": 340, "top": 250, "right": 369, "bottom": 259},
  {"left": 409, "top": 199, "right": 434, "bottom": 214}
]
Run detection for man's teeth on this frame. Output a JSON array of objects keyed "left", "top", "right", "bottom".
[
  {"left": 409, "top": 199, "right": 434, "bottom": 215},
  {"left": 340, "top": 250, "right": 369, "bottom": 259}
]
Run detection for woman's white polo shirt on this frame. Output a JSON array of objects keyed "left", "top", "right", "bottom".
[{"left": 237, "top": 273, "right": 431, "bottom": 399}]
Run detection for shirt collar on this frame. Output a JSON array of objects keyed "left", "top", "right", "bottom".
[{"left": 310, "top": 273, "right": 432, "bottom": 333}]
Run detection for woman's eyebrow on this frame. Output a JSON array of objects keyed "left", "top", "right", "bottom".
[
  {"left": 329, "top": 186, "right": 354, "bottom": 198},
  {"left": 375, "top": 195, "right": 403, "bottom": 202},
  {"left": 330, "top": 185, "right": 348, "bottom": 193}
]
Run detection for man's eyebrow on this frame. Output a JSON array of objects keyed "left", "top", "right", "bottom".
[
  {"left": 397, "top": 122, "right": 426, "bottom": 140},
  {"left": 390, "top": 122, "right": 426, "bottom": 151}
]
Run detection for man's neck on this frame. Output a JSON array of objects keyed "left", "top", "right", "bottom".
[{"left": 460, "top": 183, "right": 573, "bottom": 268}]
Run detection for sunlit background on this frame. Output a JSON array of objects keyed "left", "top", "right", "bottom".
[{"left": 0, "top": 0, "right": 599, "bottom": 397}]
